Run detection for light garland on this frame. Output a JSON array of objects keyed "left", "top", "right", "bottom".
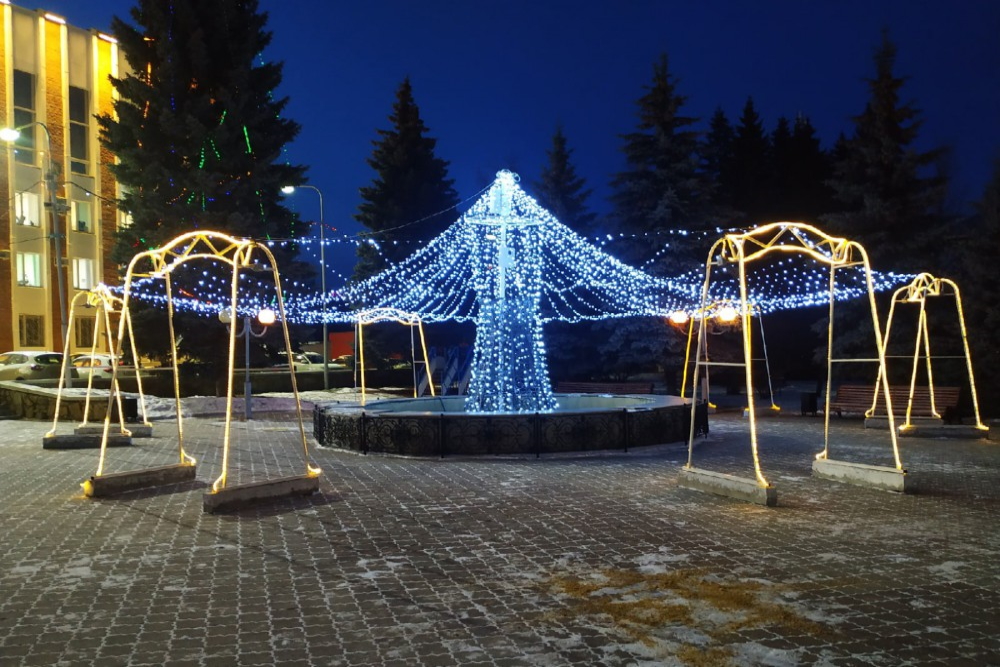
[{"left": 115, "top": 172, "right": 919, "bottom": 414}]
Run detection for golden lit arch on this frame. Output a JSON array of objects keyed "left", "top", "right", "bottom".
[
  {"left": 875, "top": 273, "right": 987, "bottom": 431},
  {"left": 47, "top": 284, "right": 152, "bottom": 438},
  {"left": 355, "top": 307, "right": 433, "bottom": 404},
  {"left": 685, "top": 222, "right": 900, "bottom": 489},
  {"left": 90, "top": 230, "right": 320, "bottom": 493}
]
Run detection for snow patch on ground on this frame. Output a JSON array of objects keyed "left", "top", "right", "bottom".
[
  {"left": 99, "top": 574, "right": 132, "bottom": 589},
  {"left": 885, "top": 553, "right": 918, "bottom": 563},
  {"left": 58, "top": 566, "right": 94, "bottom": 580},
  {"left": 51, "top": 387, "right": 400, "bottom": 422},
  {"left": 732, "top": 642, "right": 806, "bottom": 666},
  {"left": 356, "top": 557, "right": 410, "bottom": 579},
  {"left": 633, "top": 547, "right": 691, "bottom": 573},
  {"left": 928, "top": 560, "right": 966, "bottom": 577}
]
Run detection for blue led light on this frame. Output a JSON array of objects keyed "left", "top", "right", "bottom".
[{"left": 118, "top": 171, "right": 916, "bottom": 414}]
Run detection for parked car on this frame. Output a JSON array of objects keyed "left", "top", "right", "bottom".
[
  {"left": 273, "top": 351, "right": 327, "bottom": 369},
  {"left": 71, "top": 353, "right": 121, "bottom": 379},
  {"left": 0, "top": 351, "right": 67, "bottom": 381},
  {"left": 298, "top": 351, "right": 325, "bottom": 366}
]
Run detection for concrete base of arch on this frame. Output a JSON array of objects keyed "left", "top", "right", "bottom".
[
  {"left": 203, "top": 474, "right": 320, "bottom": 513},
  {"left": 43, "top": 434, "right": 132, "bottom": 449},
  {"left": 898, "top": 423, "right": 991, "bottom": 440},
  {"left": 812, "top": 458, "right": 907, "bottom": 492},
  {"left": 82, "top": 462, "right": 197, "bottom": 497},
  {"left": 75, "top": 424, "right": 154, "bottom": 438},
  {"left": 864, "top": 416, "right": 940, "bottom": 430},
  {"left": 679, "top": 467, "right": 777, "bottom": 506}
]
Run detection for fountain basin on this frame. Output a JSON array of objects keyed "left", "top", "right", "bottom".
[{"left": 313, "top": 394, "right": 701, "bottom": 457}]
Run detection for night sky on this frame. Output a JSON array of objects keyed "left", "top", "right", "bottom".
[{"left": 28, "top": 0, "right": 1000, "bottom": 239}]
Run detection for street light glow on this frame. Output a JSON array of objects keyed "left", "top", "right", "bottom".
[
  {"left": 281, "top": 183, "right": 329, "bottom": 389},
  {"left": 716, "top": 305, "right": 739, "bottom": 323}
]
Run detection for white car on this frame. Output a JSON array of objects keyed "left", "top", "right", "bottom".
[
  {"left": 71, "top": 353, "right": 121, "bottom": 379},
  {"left": 0, "top": 351, "right": 67, "bottom": 381},
  {"left": 274, "top": 351, "right": 327, "bottom": 369}
]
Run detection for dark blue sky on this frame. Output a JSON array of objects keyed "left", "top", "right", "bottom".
[{"left": 34, "top": 0, "right": 1000, "bottom": 237}]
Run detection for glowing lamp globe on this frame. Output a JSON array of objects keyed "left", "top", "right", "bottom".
[
  {"left": 257, "top": 308, "right": 276, "bottom": 325},
  {"left": 716, "top": 305, "right": 739, "bottom": 323}
]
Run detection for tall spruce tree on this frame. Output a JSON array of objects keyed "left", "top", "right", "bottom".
[
  {"left": 99, "top": 0, "right": 305, "bottom": 260},
  {"left": 727, "top": 97, "right": 772, "bottom": 225},
  {"left": 769, "top": 115, "right": 833, "bottom": 222},
  {"left": 600, "top": 54, "right": 709, "bottom": 382},
  {"left": 610, "top": 54, "right": 708, "bottom": 265},
  {"left": 701, "top": 108, "right": 733, "bottom": 196},
  {"left": 533, "top": 126, "right": 600, "bottom": 382},
  {"left": 823, "top": 30, "right": 947, "bottom": 269},
  {"left": 532, "top": 126, "right": 596, "bottom": 236},
  {"left": 97, "top": 0, "right": 306, "bottom": 366},
  {"left": 817, "top": 32, "right": 950, "bottom": 377},
  {"left": 353, "top": 78, "right": 459, "bottom": 281},
  {"left": 957, "top": 158, "right": 1000, "bottom": 411}
]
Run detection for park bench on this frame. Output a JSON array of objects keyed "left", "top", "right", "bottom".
[
  {"left": 828, "top": 383, "right": 960, "bottom": 420},
  {"left": 555, "top": 381, "right": 655, "bottom": 395}
]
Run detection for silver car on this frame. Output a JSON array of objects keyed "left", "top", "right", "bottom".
[
  {"left": 0, "top": 351, "right": 66, "bottom": 381},
  {"left": 71, "top": 353, "right": 121, "bottom": 379},
  {"left": 274, "top": 351, "right": 327, "bottom": 369}
]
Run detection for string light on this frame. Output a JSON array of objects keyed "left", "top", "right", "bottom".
[{"left": 116, "top": 172, "right": 917, "bottom": 414}]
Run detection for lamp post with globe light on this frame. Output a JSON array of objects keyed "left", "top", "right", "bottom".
[
  {"left": 1, "top": 122, "right": 71, "bottom": 385},
  {"left": 281, "top": 184, "right": 329, "bottom": 390},
  {"left": 218, "top": 307, "right": 275, "bottom": 420}
]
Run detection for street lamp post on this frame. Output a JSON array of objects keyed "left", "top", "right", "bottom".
[
  {"left": 218, "top": 308, "right": 274, "bottom": 420},
  {"left": 281, "top": 184, "right": 329, "bottom": 390},
  {"left": 2, "top": 122, "right": 71, "bottom": 386}
]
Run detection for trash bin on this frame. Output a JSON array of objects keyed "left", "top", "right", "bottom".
[
  {"left": 800, "top": 391, "right": 818, "bottom": 416},
  {"left": 111, "top": 396, "right": 139, "bottom": 423}
]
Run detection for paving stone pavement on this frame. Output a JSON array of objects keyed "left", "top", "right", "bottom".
[{"left": 1, "top": 407, "right": 998, "bottom": 666}]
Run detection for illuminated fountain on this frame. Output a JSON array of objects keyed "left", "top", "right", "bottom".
[
  {"left": 315, "top": 170, "right": 697, "bottom": 455},
  {"left": 114, "top": 172, "right": 917, "bottom": 459},
  {"left": 312, "top": 174, "right": 922, "bottom": 458}
]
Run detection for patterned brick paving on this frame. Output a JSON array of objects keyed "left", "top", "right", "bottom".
[{"left": 1, "top": 408, "right": 998, "bottom": 666}]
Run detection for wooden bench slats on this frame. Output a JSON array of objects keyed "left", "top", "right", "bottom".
[
  {"left": 828, "top": 384, "right": 960, "bottom": 417},
  {"left": 555, "top": 381, "right": 655, "bottom": 395}
]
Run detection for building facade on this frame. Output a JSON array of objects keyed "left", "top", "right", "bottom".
[{"left": 0, "top": 1, "right": 124, "bottom": 354}]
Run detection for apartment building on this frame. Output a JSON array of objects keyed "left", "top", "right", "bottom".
[{"left": 0, "top": 1, "right": 124, "bottom": 354}]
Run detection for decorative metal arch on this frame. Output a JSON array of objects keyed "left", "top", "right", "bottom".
[
  {"left": 875, "top": 273, "right": 986, "bottom": 431},
  {"left": 91, "top": 230, "right": 320, "bottom": 493},
  {"left": 354, "top": 307, "right": 434, "bottom": 403},
  {"left": 47, "top": 284, "right": 152, "bottom": 438},
  {"left": 685, "top": 222, "right": 900, "bottom": 489}
]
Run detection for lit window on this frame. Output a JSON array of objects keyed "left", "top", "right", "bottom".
[
  {"left": 14, "top": 191, "right": 40, "bottom": 227},
  {"left": 72, "top": 257, "right": 95, "bottom": 290},
  {"left": 72, "top": 200, "right": 93, "bottom": 233},
  {"left": 16, "top": 252, "right": 41, "bottom": 287}
]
